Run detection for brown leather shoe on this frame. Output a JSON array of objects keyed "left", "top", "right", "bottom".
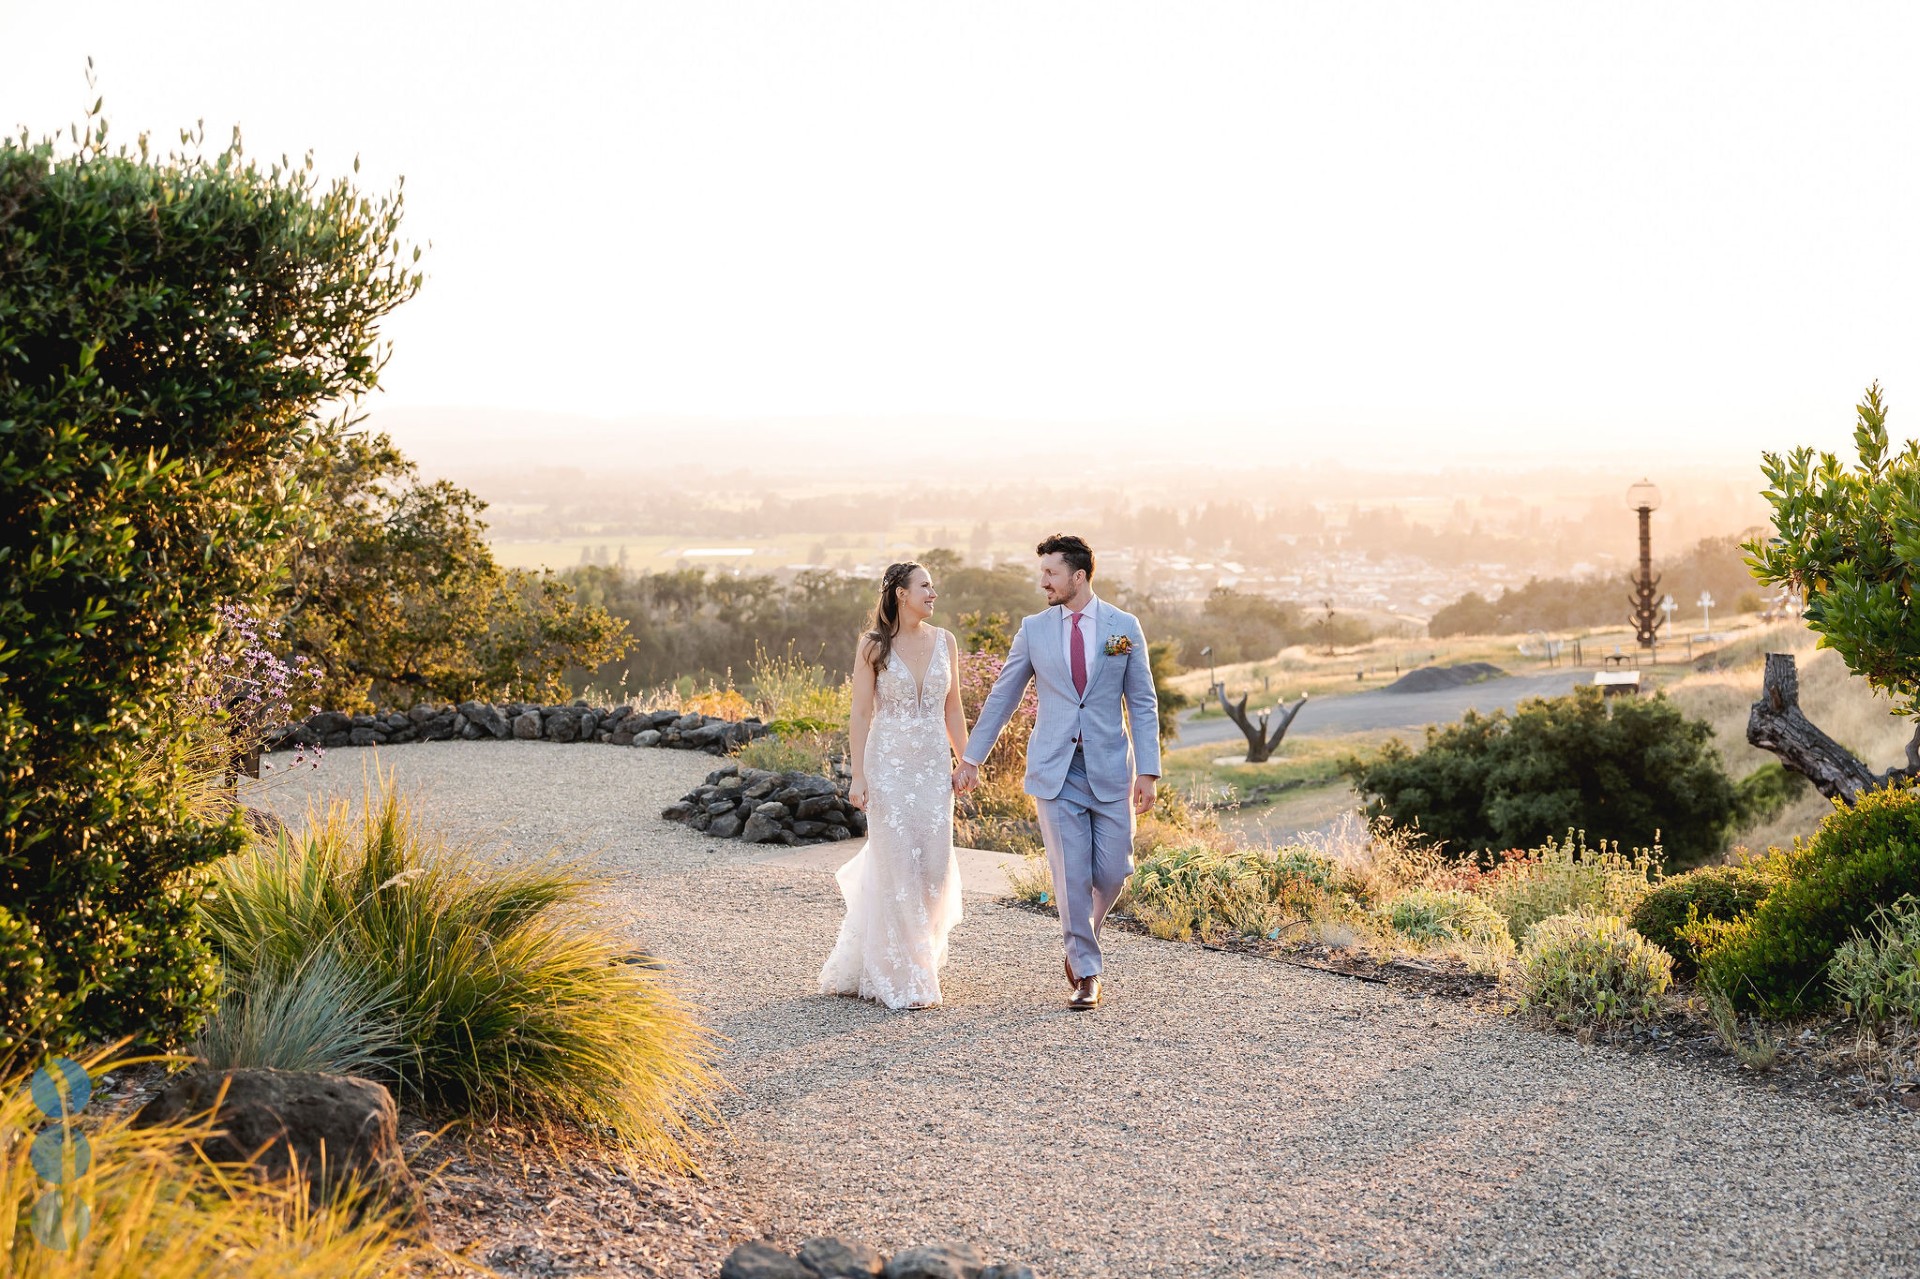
[
  {"left": 1064, "top": 958, "right": 1076, "bottom": 989},
  {"left": 1069, "top": 975, "right": 1101, "bottom": 1011}
]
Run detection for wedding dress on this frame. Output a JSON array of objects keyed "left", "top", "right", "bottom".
[{"left": 819, "top": 627, "right": 964, "bottom": 1009}]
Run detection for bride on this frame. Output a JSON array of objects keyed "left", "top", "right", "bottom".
[{"left": 818, "top": 561, "right": 968, "bottom": 1010}]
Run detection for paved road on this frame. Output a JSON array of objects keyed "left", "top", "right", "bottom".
[
  {"left": 1178, "top": 671, "right": 1590, "bottom": 747},
  {"left": 266, "top": 742, "right": 1920, "bottom": 1279}
]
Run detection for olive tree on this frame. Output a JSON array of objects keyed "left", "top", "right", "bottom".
[{"left": 1747, "top": 383, "right": 1920, "bottom": 801}]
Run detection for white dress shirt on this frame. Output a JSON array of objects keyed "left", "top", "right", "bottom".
[{"left": 1062, "top": 594, "right": 1099, "bottom": 689}]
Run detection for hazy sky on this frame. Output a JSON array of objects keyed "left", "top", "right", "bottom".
[{"left": 4, "top": 2, "right": 1918, "bottom": 465}]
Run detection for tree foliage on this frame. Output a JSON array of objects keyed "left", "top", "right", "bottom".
[
  {"left": 1748, "top": 382, "right": 1920, "bottom": 720},
  {"left": 0, "top": 107, "right": 420, "bottom": 1054},
  {"left": 1341, "top": 687, "right": 1740, "bottom": 868},
  {"left": 273, "top": 430, "right": 628, "bottom": 710}
]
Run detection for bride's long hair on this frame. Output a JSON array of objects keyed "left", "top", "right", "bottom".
[{"left": 863, "top": 561, "right": 923, "bottom": 675}]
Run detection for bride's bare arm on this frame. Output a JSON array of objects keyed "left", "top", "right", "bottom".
[
  {"left": 942, "top": 629, "right": 968, "bottom": 761},
  {"left": 848, "top": 637, "right": 878, "bottom": 810}
]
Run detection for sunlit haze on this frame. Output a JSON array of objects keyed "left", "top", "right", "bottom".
[{"left": 5, "top": 2, "right": 1918, "bottom": 473}]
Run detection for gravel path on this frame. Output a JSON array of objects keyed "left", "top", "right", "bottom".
[{"left": 266, "top": 743, "right": 1920, "bottom": 1278}]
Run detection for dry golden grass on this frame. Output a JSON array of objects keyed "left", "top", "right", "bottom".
[{"left": 0, "top": 1050, "right": 434, "bottom": 1278}]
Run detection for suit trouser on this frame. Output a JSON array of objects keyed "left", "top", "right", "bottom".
[{"left": 1034, "top": 747, "right": 1134, "bottom": 979}]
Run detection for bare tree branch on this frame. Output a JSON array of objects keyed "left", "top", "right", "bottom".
[
  {"left": 1747, "top": 652, "right": 1912, "bottom": 804},
  {"left": 1214, "top": 684, "right": 1310, "bottom": 764}
]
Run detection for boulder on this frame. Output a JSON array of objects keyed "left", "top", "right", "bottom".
[
  {"left": 633, "top": 729, "right": 662, "bottom": 747},
  {"left": 133, "top": 1068, "right": 425, "bottom": 1234},
  {"left": 578, "top": 711, "right": 598, "bottom": 739},
  {"left": 741, "top": 811, "right": 785, "bottom": 844},
  {"left": 710, "top": 812, "right": 744, "bottom": 839},
  {"left": 603, "top": 705, "right": 632, "bottom": 728},
  {"left": 545, "top": 713, "right": 579, "bottom": 744},
  {"left": 686, "top": 722, "right": 732, "bottom": 750},
  {"left": 796, "top": 795, "right": 839, "bottom": 820},
  {"left": 348, "top": 727, "right": 384, "bottom": 747},
  {"left": 512, "top": 711, "right": 541, "bottom": 740},
  {"left": 307, "top": 710, "right": 351, "bottom": 736},
  {"left": 883, "top": 1243, "right": 986, "bottom": 1279},
  {"left": 407, "top": 704, "right": 439, "bottom": 724},
  {"left": 798, "top": 1237, "right": 886, "bottom": 1278},
  {"left": 383, "top": 712, "right": 410, "bottom": 731},
  {"left": 661, "top": 801, "right": 695, "bottom": 821},
  {"left": 720, "top": 1242, "right": 813, "bottom": 1279}
]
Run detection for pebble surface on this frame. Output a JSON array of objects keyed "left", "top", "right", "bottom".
[{"left": 263, "top": 741, "right": 1920, "bottom": 1278}]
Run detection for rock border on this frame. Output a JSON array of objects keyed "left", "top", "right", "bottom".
[
  {"left": 268, "top": 702, "right": 772, "bottom": 756},
  {"left": 721, "top": 1237, "right": 1035, "bottom": 1279},
  {"left": 663, "top": 763, "right": 867, "bottom": 846}
]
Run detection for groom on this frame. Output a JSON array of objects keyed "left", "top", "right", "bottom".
[{"left": 955, "top": 534, "right": 1160, "bottom": 1011}]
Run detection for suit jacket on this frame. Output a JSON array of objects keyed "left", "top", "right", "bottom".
[{"left": 963, "top": 599, "right": 1161, "bottom": 803}]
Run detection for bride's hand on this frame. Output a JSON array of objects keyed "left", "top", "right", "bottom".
[{"left": 848, "top": 777, "right": 867, "bottom": 811}]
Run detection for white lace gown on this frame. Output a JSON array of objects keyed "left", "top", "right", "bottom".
[{"left": 819, "top": 628, "right": 964, "bottom": 1010}]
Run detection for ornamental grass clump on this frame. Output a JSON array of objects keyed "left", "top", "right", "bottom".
[
  {"left": 1383, "top": 887, "right": 1513, "bottom": 952},
  {"left": 200, "top": 778, "right": 721, "bottom": 1166},
  {"left": 0, "top": 1050, "right": 429, "bottom": 1278},
  {"left": 189, "top": 952, "right": 400, "bottom": 1078},
  {"left": 1513, "top": 912, "right": 1673, "bottom": 1027},
  {"left": 1480, "top": 831, "right": 1662, "bottom": 943},
  {"left": 1828, "top": 895, "right": 1920, "bottom": 1027}
]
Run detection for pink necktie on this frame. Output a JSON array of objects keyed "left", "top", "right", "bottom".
[{"left": 1070, "top": 611, "right": 1088, "bottom": 697}]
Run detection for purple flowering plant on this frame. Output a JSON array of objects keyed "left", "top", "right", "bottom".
[{"left": 194, "top": 602, "right": 324, "bottom": 776}]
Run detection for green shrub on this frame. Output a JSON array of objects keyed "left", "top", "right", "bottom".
[
  {"left": 0, "top": 109, "right": 420, "bottom": 1056},
  {"left": 1627, "top": 859, "right": 1780, "bottom": 973},
  {"left": 1694, "top": 783, "right": 1920, "bottom": 1014},
  {"left": 1341, "top": 686, "right": 1739, "bottom": 868},
  {"left": 1514, "top": 913, "right": 1673, "bottom": 1026},
  {"left": 1385, "top": 888, "right": 1513, "bottom": 950},
  {"left": 191, "top": 951, "right": 401, "bottom": 1077},
  {"left": 1479, "top": 831, "right": 1662, "bottom": 942},
  {"left": 1828, "top": 894, "right": 1920, "bottom": 1025},
  {"left": 201, "top": 779, "right": 721, "bottom": 1164},
  {"left": 1128, "top": 842, "right": 1345, "bottom": 942}
]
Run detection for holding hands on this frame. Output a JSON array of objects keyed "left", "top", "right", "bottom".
[{"left": 952, "top": 760, "right": 980, "bottom": 795}]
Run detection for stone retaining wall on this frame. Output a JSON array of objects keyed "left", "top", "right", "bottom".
[{"left": 267, "top": 703, "right": 773, "bottom": 756}]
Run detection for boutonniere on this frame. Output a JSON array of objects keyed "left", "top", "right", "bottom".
[{"left": 1104, "top": 635, "right": 1133, "bottom": 656}]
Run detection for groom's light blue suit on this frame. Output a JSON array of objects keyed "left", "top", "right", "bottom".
[{"left": 963, "top": 596, "right": 1161, "bottom": 979}]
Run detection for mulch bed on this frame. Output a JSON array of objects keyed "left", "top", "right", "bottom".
[{"left": 407, "top": 1120, "right": 762, "bottom": 1278}]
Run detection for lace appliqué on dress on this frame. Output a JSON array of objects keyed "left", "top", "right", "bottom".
[{"left": 818, "top": 628, "right": 963, "bottom": 1010}]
